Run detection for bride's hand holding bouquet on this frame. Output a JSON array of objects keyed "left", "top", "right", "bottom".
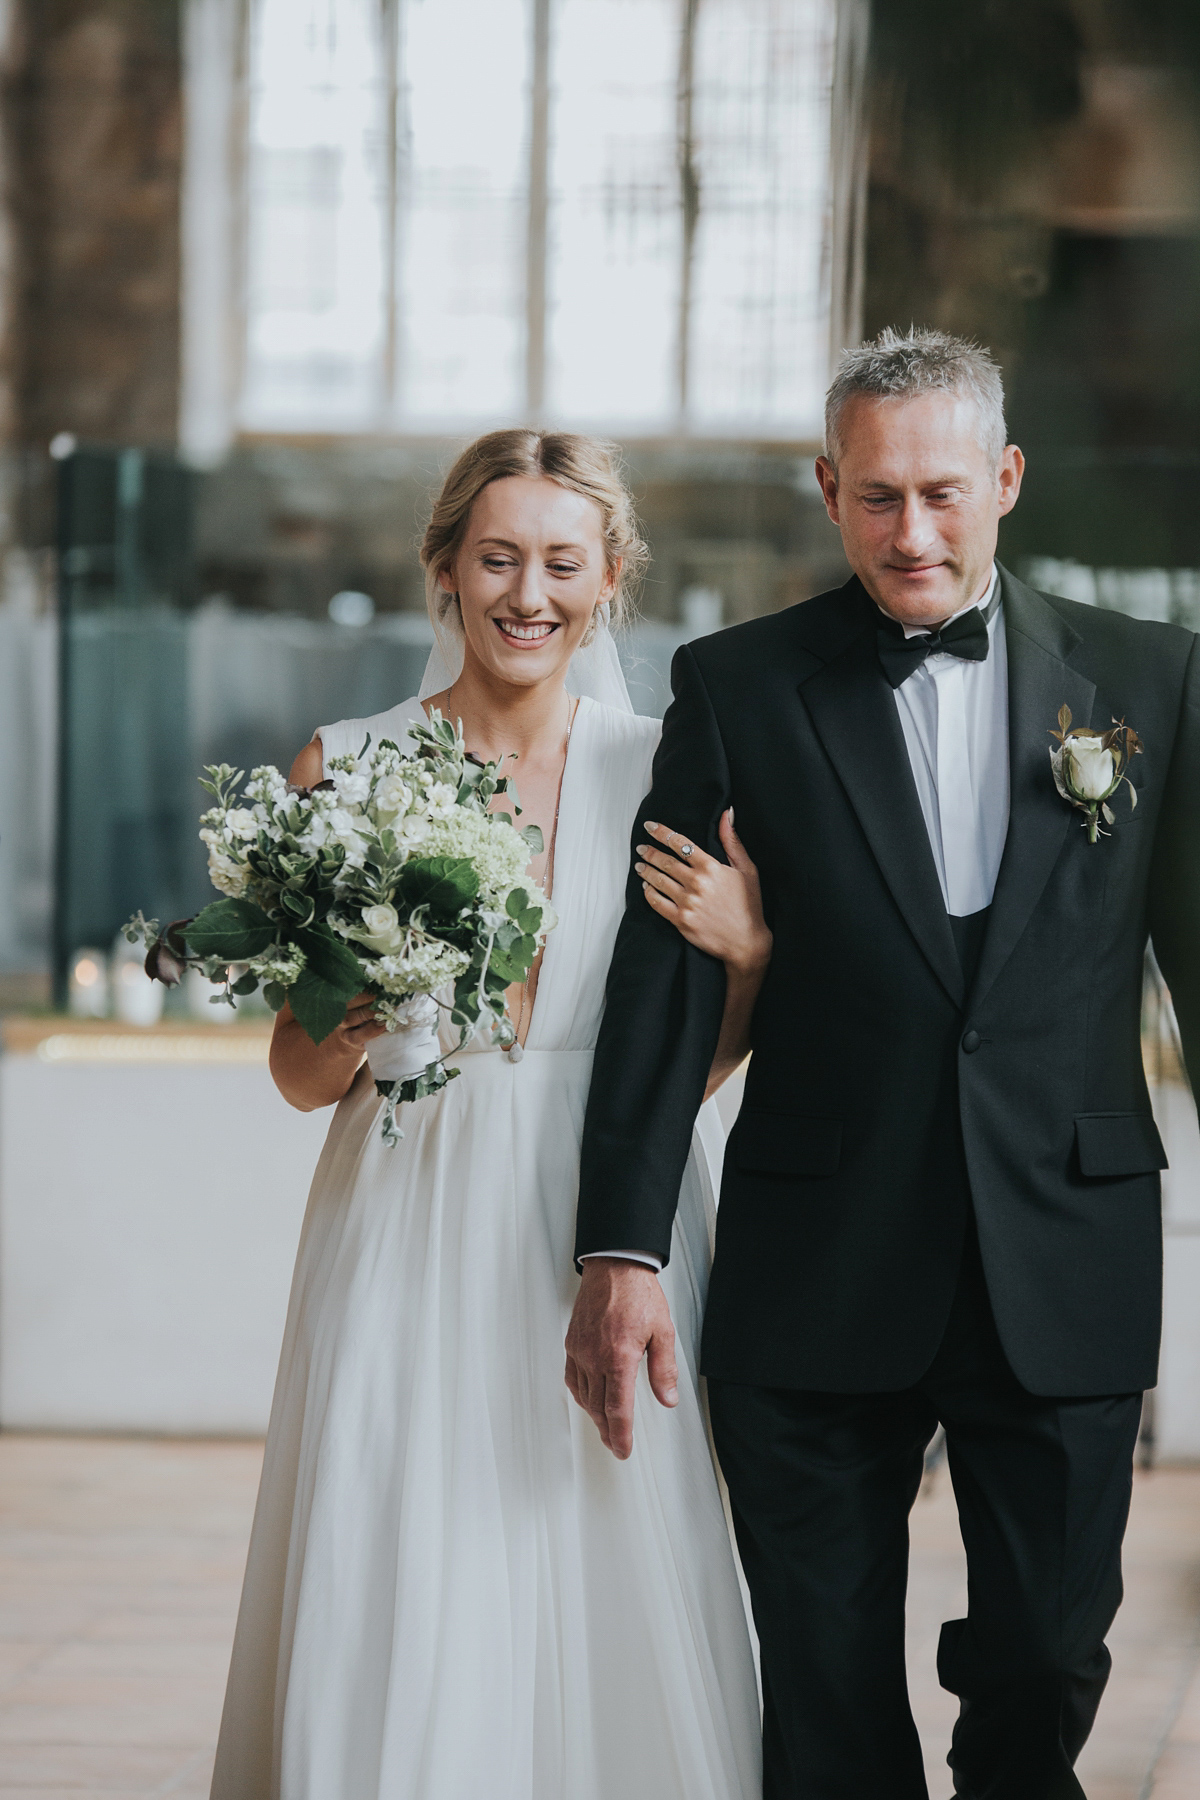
[{"left": 127, "top": 711, "right": 556, "bottom": 1143}]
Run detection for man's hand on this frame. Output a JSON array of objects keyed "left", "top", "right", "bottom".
[{"left": 565, "top": 1258, "right": 678, "bottom": 1460}]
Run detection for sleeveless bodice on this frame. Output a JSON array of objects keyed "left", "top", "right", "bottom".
[{"left": 318, "top": 695, "right": 660, "bottom": 1055}]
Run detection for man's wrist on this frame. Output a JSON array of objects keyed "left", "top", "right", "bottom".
[{"left": 579, "top": 1251, "right": 663, "bottom": 1274}]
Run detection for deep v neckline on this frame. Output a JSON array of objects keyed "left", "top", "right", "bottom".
[{"left": 516, "top": 696, "right": 590, "bottom": 1053}]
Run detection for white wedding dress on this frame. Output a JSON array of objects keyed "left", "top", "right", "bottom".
[{"left": 209, "top": 692, "right": 761, "bottom": 1800}]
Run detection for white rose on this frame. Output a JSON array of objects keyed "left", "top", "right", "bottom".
[
  {"left": 1063, "top": 736, "right": 1115, "bottom": 801},
  {"left": 358, "top": 902, "right": 403, "bottom": 953}
]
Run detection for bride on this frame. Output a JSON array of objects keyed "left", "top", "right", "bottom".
[{"left": 209, "top": 430, "right": 770, "bottom": 1800}]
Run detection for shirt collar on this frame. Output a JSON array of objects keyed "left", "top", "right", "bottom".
[{"left": 880, "top": 564, "right": 1001, "bottom": 640}]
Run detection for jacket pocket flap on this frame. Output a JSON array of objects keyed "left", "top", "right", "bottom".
[
  {"left": 734, "top": 1113, "right": 842, "bottom": 1178},
  {"left": 1075, "top": 1112, "right": 1168, "bottom": 1178}
]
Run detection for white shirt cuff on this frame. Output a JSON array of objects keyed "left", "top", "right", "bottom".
[{"left": 580, "top": 1250, "right": 664, "bottom": 1272}]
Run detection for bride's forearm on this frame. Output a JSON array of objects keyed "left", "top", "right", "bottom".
[
  {"left": 269, "top": 1011, "right": 364, "bottom": 1111},
  {"left": 703, "top": 938, "right": 771, "bottom": 1100}
]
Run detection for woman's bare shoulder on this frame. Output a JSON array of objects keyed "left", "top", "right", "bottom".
[{"left": 289, "top": 737, "right": 324, "bottom": 787}]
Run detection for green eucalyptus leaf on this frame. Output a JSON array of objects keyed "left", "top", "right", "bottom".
[
  {"left": 520, "top": 824, "right": 544, "bottom": 854},
  {"left": 230, "top": 971, "right": 259, "bottom": 996},
  {"left": 262, "top": 981, "right": 288, "bottom": 1012},
  {"left": 490, "top": 943, "right": 535, "bottom": 983}
]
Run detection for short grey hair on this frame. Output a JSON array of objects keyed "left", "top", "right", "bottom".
[{"left": 825, "top": 326, "right": 1007, "bottom": 468}]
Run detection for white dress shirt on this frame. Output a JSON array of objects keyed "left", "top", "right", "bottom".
[
  {"left": 889, "top": 566, "right": 1009, "bottom": 917},
  {"left": 590, "top": 569, "right": 1011, "bottom": 1273}
]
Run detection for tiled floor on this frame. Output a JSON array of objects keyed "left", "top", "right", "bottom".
[
  {"left": 0, "top": 1435, "right": 1196, "bottom": 1797},
  {"left": 0, "top": 1436, "right": 259, "bottom": 1798},
  {"left": 907, "top": 1462, "right": 1200, "bottom": 1799}
]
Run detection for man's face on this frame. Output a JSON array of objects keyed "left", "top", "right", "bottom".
[{"left": 814, "top": 392, "right": 1025, "bottom": 628}]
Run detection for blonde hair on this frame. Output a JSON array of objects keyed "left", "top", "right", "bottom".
[{"left": 419, "top": 429, "right": 648, "bottom": 636}]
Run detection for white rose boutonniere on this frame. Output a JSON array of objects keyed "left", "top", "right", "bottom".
[{"left": 1049, "top": 705, "right": 1142, "bottom": 843}]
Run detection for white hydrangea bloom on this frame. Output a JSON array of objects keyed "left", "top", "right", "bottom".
[
  {"left": 422, "top": 808, "right": 531, "bottom": 905},
  {"left": 362, "top": 939, "right": 470, "bottom": 997},
  {"left": 248, "top": 944, "right": 307, "bottom": 985}
]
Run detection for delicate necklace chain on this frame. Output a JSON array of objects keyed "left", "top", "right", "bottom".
[{"left": 508, "top": 691, "right": 576, "bottom": 1060}]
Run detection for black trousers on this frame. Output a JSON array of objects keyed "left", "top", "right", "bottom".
[{"left": 708, "top": 1222, "right": 1143, "bottom": 1800}]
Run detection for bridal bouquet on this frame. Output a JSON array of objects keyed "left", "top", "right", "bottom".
[{"left": 126, "top": 713, "right": 555, "bottom": 1142}]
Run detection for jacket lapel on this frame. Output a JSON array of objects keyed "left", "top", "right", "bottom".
[
  {"left": 970, "top": 568, "right": 1096, "bottom": 1008},
  {"left": 797, "top": 586, "right": 964, "bottom": 1006}
]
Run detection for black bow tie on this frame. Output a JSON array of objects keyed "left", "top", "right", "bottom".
[{"left": 877, "top": 602, "right": 993, "bottom": 689}]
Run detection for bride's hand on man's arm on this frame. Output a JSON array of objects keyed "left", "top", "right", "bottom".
[{"left": 635, "top": 809, "right": 771, "bottom": 1097}]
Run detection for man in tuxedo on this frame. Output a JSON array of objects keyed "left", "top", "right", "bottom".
[{"left": 565, "top": 327, "right": 1200, "bottom": 1798}]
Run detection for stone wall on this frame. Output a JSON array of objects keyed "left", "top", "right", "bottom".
[
  {"left": 2, "top": 0, "right": 181, "bottom": 543},
  {"left": 862, "top": 0, "right": 1200, "bottom": 570}
]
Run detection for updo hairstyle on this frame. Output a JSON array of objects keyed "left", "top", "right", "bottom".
[{"left": 419, "top": 429, "right": 648, "bottom": 638}]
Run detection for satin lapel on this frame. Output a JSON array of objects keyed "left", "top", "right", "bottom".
[
  {"left": 971, "top": 570, "right": 1096, "bottom": 1008},
  {"left": 799, "top": 621, "right": 963, "bottom": 1007}
]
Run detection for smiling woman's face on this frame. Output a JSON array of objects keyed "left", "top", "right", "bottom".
[{"left": 440, "top": 475, "right": 616, "bottom": 691}]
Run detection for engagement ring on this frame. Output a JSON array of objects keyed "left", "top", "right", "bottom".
[{"left": 680, "top": 843, "right": 693, "bottom": 858}]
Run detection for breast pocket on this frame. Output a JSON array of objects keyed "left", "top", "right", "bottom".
[
  {"left": 1075, "top": 1112, "right": 1167, "bottom": 1178},
  {"left": 733, "top": 1112, "right": 842, "bottom": 1179}
]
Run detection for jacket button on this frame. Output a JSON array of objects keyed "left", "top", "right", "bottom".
[{"left": 962, "top": 1030, "right": 981, "bottom": 1054}]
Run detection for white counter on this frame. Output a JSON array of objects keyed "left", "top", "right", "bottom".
[
  {"left": 0, "top": 1020, "right": 327, "bottom": 1433},
  {"left": 1153, "top": 1075, "right": 1200, "bottom": 1463},
  {"left": 0, "top": 1023, "right": 1196, "bottom": 1454}
]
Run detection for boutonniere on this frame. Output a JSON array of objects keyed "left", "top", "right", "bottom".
[{"left": 1049, "top": 706, "right": 1142, "bottom": 843}]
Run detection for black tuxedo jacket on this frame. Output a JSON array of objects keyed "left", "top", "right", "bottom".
[{"left": 576, "top": 566, "right": 1200, "bottom": 1397}]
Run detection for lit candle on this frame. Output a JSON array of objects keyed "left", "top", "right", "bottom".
[{"left": 68, "top": 948, "right": 109, "bottom": 1019}]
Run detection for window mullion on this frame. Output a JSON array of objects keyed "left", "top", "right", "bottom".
[
  {"left": 526, "top": 0, "right": 552, "bottom": 421},
  {"left": 676, "top": 0, "right": 700, "bottom": 427},
  {"left": 381, "top": 0, "right": 402, "bottom": 425}
]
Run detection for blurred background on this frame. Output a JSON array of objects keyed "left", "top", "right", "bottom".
[{"left": 0, "top": 3, "right": 1197, "bottom": 1792}]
